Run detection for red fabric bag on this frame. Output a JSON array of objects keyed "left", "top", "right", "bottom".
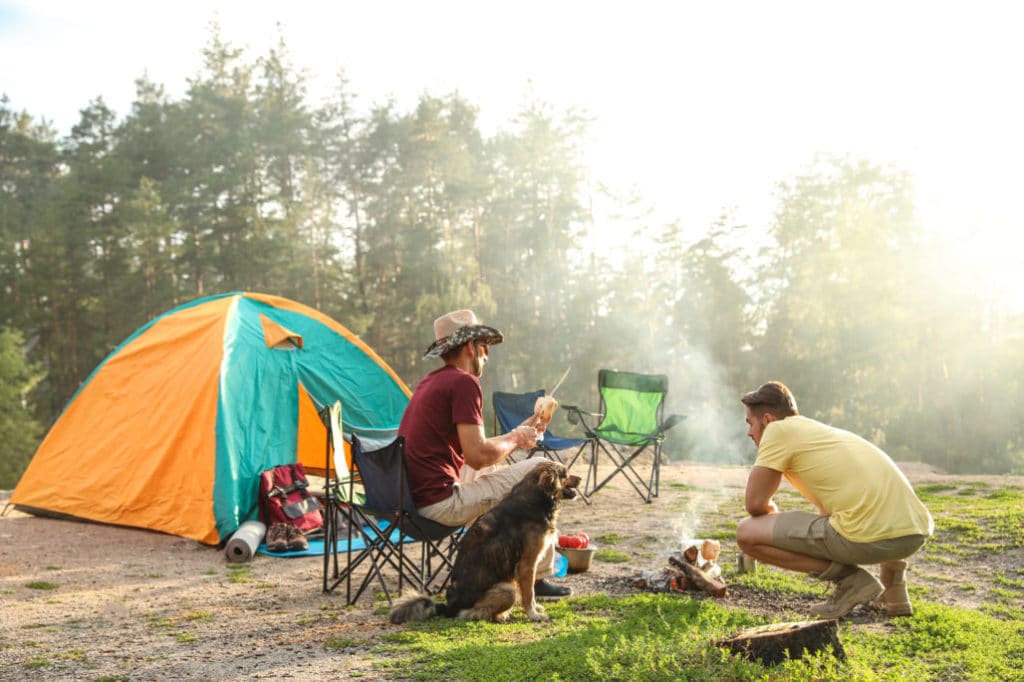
[{"left": 258, "top": 463, "right": 323, "bottom": 533}]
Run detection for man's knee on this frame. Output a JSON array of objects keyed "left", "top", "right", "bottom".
[
  {"left": 735, "top": 518, "right": 755, "bottom": 551},
  {"left": 736, "top": 515, "right": 775, "bottom": 551}
]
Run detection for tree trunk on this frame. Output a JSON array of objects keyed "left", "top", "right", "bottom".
[{"left": 716, "top": 619, "right": 846, "bottom": 666}]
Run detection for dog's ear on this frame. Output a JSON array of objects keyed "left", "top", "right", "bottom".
[{"left": 538, "top": 465, "right": 560, "bottom": 496}]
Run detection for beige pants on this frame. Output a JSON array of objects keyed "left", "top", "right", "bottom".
[{"left": 418, "top": 455, "right": 556, "bottom": 579}]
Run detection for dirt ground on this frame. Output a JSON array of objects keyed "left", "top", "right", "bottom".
[{"left": 1, "top": 459, "right": 1020, "bottom": 681}]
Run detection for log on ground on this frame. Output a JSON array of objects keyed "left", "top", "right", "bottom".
[{"left": 716, "top": 619, "right": 846, "bottom": 666}]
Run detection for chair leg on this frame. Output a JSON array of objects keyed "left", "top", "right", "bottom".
[{"left": 587, "top": 440, "right": 658, "bottom": 503}]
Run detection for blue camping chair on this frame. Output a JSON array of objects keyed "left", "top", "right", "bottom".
[{"left": 492, "top": 389, "right": 590, "bottom": 468}]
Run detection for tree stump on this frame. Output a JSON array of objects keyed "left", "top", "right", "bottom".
[{"left": 716, "top": 620, "right": 846, "bottom": 666}]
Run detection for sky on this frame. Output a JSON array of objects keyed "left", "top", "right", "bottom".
[{"left": 2, "top": 1, "right": 1022, "bottom": 302}]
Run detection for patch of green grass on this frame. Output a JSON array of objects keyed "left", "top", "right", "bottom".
[
  {"left": 706, "top": 529, "right": 735, "bottom": 542},
  {"left": 26, "top": 655, "right": 50, "bottom": 669},
  {"left": 227, "top": 565, "right": 252, "bottom": 584},
  {"left": 917, "top": 483, "right": 957, "bottom": 494},
  {"left": 25, "top": 581, "right": 58, "bottom": 590},
  {"left": 732, "top": 565, "right": 821, "bottom": 598},
  {"left": 380, "top": 593, "right": 1024, "bottom": 681},
  {"left": 667, "top": 483, "right": 720, "bottom": 494},
  {"left": 185, "top": 610, "right": 212, "bottom": 622},
  {"left": 595, "top": 533, "right": 621, "bottom": 545},
  {"left": 325, "top": 636, "right": 361, "bottom": 650},
  {"left": 176, "top": 633, "right": 196, "bottom": 643},
  {"left": 595, "top": 549, "right": 630, "bottom": 563},
  {"left": 44, "top": 565, "right": 61, "bottom": 571},
  {"left": 994, "top": 573, "right": 1024, "bottom": 590},
  {"left": 988, "top": 587, "right": 1021, "bottom": 604},
  {"left": 148, "top": 616, "right": 174, "bottom": 629}
]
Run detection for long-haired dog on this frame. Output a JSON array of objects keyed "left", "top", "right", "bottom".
[{"left": 389, "top": 459, "right": 581, "bottom": 624}]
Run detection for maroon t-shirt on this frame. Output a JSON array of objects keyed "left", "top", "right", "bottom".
[{"left": 399, "top": 365, "right": 484, "bottom": 508}]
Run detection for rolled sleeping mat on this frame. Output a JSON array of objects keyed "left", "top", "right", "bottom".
[{"left": 225, "top": 520, "right": 267, "bottom": 563}]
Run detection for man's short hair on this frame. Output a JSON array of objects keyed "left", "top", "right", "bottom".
[{"left": 741, "top": 381, "right": 799, "bottom": 419}]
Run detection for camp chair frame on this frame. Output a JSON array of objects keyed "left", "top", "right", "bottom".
[
  {"left": 491, "top": 389, "right": 589, "bottom": 466},
  {"left": 321, "top": 430, "right": 462, "bottom": 605},
  {"left": 563, "top": 370, "right": 685, "bottom": 503}
]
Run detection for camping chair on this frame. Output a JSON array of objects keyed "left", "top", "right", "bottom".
[
  {"left": 492, "top": 389, "right": 589, "bottom": 466},
  {"left": 563, "top": 370, "right": 685, "bottom": 503},
  {"left": 323, "top": 431, "right": 463, "bottom": 605}
]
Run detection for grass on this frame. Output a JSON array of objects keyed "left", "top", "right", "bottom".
[
  {"left": 373, "top": 593, "right": 1024, "bottom": 681},
  {"left": 25, "top": 581, "right": 59, "bottom": 590},
  {"left": 362, "top": 479, "right": 1024, "bottom": 681},
  {"left": 227, "top": 565, "right": 252, "bottom": 584}
]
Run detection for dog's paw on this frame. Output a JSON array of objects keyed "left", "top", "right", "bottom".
[{"left": 526, "top": 607, "right": 550, "bottom": 622}]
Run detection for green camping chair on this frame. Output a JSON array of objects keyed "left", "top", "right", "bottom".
[{"left": 564, "top": 370, "right": 685, "bottom": 503}]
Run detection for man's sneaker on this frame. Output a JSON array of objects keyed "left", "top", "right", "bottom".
[
  {"left": 285, "top": 525, "right": 308, "bottom": 552},
  {"left": 809, "top": 567, "right": 883, "bottom": 619},
  {"left": 534, "top": 579, "right": 572, "bottom": 599},
  {"left": 266, "top": 523, "right": 288, "bottom": 553}
]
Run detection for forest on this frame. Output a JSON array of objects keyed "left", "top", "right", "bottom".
[{"left": 2, "top": 30, "right": 1022, "bottom": 488}]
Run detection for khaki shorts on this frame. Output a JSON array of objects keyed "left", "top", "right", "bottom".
[
  {"left": 417, "top": 456, "right": 556, "bottom": 579},
  {"left": 772, "top": 511, "right": 927, "bottom": 565}
]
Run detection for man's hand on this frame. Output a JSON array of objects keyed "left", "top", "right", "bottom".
[{"left": 512, "top": 425, "right": 539, "bottom": 450}]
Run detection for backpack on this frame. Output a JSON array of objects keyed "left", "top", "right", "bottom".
[{"left": 258, "top": 462, "right": 324, "bottom": 533}]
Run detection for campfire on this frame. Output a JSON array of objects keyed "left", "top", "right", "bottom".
[{"left": 634, "top": 539, "right": 729, "bottom": 597}]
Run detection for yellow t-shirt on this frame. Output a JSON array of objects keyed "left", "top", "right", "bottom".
[{"left": 756, "top": 416, "right": 934, "bottom": 543}]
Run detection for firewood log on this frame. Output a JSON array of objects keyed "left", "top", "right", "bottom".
[{"left": 668, "top": 555, "right": 728, "bottom": 597}]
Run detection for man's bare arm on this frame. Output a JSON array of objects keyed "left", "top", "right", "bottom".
[
  {"left": 457, "top": 423, "right": 537, "bottom": 470},
  {"left": 745, "top": 465, "right": 782, "bottom": 516}
]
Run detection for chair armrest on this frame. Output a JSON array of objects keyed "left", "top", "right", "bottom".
[
  {"left": 661, "top": 414, "right": 686, "bottom": 433},
  {"left": 562, "top": 405, "right": 602, "bottom": 431}
]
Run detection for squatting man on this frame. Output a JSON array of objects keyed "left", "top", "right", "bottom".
[{"left": 735, "top": 381, "right": 933, "bottom": 618}]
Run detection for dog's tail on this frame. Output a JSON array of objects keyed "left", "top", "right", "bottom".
[{"left": 389, "top": 593, "right": 442, "bottom": 624}]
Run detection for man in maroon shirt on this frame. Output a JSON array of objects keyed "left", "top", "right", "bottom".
[{"left": 399, "top": 309, "right": 572, "bottom": 598}]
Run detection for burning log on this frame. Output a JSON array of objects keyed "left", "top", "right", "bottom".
[
  {"left": 668, "top": 553, "right": 728, "bottom": 597},
  {"left": 634, "top": 540, "right": 727, "bottom": 597},
  {"left": 716, "top": 620, "right": 846, "bottom": 665}
]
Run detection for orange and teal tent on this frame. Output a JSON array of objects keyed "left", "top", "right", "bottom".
[{"left": 11, "top": 292, "right": 411, "bottom": 545}]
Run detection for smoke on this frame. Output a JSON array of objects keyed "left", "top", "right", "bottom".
[{"left": 667, "top": 345, "right": 751, "bottom": 466}]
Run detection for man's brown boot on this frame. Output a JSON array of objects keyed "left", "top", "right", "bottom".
[
  {"left": 809, "top": 563, "right": 883, "bottom": 619},
  {"left": 870, "top": 560, "right": 912, "bottom": 616}
]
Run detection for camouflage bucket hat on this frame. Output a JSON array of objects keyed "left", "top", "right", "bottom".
[{"left": 423, "top": 309, "right": 504, "bottom": 359}]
